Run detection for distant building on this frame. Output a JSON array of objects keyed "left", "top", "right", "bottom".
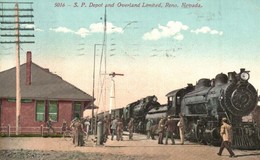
[{"left": 0, "top": 51, "right": 93, "bottom": 134}]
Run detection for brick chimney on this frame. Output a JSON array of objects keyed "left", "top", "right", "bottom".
[{"left": 26, "top": 51, "right": 32, "bottom": 85}]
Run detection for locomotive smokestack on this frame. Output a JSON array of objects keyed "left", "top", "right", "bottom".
[
  {"left": 187, "top": 83, "right": 193, "bottom": 87},
  {"left": 240, "top": 68, "right": 245, "bottom": 73}
]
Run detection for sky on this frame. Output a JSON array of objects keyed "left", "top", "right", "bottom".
[{"left": 0, "top": 0, "right": 260, "bottom": 113}]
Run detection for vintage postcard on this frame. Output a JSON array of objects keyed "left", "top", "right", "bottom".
[{"left": 0, "top": 0, "right": 260, "bottom": 159}]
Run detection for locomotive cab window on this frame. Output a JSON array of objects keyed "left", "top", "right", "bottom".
[
  {"left": 177, "top": 96, "right": 181, "bottom": 105},
  {"left": 168, "top": 97, "right": 173, "bottom": 107}
]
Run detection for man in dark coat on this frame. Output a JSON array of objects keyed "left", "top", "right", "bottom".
[
  {"left": 116, "top": 118, "right": 124, "bottom": 141},
  {"left": 103, "top": 116, "right": 111, "bottom": 139},
  {"left": 150, "top": 123, "right": 157, "bottom": 140},
  {"left": 165, "top": 116, "right": 176, "bottom": 145},
  {"left": 47, "top": 117, "right": 55, "bottom": 135},
  {"left": 158, "top": 117, "right": 166, "bottom": 144},
  {"left": 110, "top": 116, "right": 118, "bottom": 140},
  {"left": 70, "top": 115, "right": 84, "bottom": 146}
]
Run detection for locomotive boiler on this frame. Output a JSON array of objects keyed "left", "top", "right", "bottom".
[
  {"left": 96, "top": 95, "right": 160, "bottom": 132},
  {"left": 166, "top": 68, "right": 260, "bottom": 149}
]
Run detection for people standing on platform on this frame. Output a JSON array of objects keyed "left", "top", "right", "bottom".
[
  {"left": 116, "top": 118, "right": 124, "bottom": 141},
  {"left": 61, "top": 119, "right": 67, "bottom": 137},
  {"left": 70, "top": 117, "right": 77, "bottom": 144},
  {"left": 217, "top": 117, "right": 236, "bottom": 158},
  {"left": 158, "top": 117, "right": 166, "bottom": 144},
  {"left": 128, "top": 118, "right": 134, "bottom": 140},
  {"left": 149, "top": 122, "right": 157, "bottom": 140},
  {"left": 165, "top": 115, "right": 176, "bottom": 145},
  {"left": 110, "top": 116, "right": 118, "bottom": 140},
  {"left": 138, "top": 121, "right": 145, "bottom": 133},
  {"left": 146, "top": 119, "right": 152, "bottom": 139},
  {"left": 47, "top": 116, "right": 55, "bottom": 135},
  {"left": 104, "top": 116, "right": 111, "bottom": 139},
  {"left": 70, "top": 114, "right": 84, "bottom": 146},
  {"left": 178, "top": 113, "right": 185, "bottom": 145},
  {"left": 83, "top": 117, "right": 90, "bottom": 141}
]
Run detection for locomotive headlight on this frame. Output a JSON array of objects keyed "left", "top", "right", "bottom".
[
  {"left": 153, "top": 97, "right": 158, "bottom": 102},
  {"left": 240, "top": 72, "right": 250, "bottom": 81}
]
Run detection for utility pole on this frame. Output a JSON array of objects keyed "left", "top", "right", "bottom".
[
  {"left": 0, "top": 2, "right": 34, "bottom": 135},
  {"left": 97, "top": 7, "right": 108, "bottom": 117},
  {"left": 92, "top": 43, "right": 103, "bottom": 135},
  {"left": 108, "top": 72, "right": 124, "bottom": 114}
]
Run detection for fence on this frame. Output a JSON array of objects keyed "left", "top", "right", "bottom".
[{"left": 0, "top": 125, "right": 65, "bottom": 137}]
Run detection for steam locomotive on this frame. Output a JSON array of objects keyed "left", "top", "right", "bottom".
[
  {"left": 96, "top": 95, "right": 161, "bottom": 132},
  {"left": 96, "top": 68, "right": 260, "bottom": 149},
  {"left": 161, "top": 68, "right": 259, "bottom": 149}
]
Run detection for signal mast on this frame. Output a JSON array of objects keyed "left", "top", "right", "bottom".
[{"left": 108, "top": 72, "right": 124, "bottom": 114}]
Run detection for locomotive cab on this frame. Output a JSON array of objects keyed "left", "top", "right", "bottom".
[{"left": 166, "top": 84, "right": 194, "bottom": 116}]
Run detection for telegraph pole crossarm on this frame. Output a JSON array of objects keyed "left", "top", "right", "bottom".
[
  {"left": 1, "top": 34, "right": 35, "bottom": 37},
  {"left": 0, "top": 21, "right": 34, "bottom": 24}
]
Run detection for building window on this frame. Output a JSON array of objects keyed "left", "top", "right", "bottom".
[
  {"left": 36, "top": 100, "right": 45, "bottom": 122},
  {"left": 7, "top": 98, "right": 16, "bottom": 102},
  {"left": 74, "top": 102, "right": 81, "bottom": 118},
  {"left": 49, "top": 101, "right": 58, "bottom": 122},
  {"left": 22, "top": 99, "right": 33, "bottom": 103},
  {"left": 7, "top": 98, "right": 32, "bottom": 103}
]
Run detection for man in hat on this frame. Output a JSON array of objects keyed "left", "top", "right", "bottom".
[
  {"left": 103, "top": 116, "right": 111, "bottom": 139},
  {"left": 110, "top": 116, "right": 118, "bottom": 141},
  {"left": 47, "top": 116, "right": 55, "bottom": 135},
  {"left": 177, "top": 113, "right": 185, "bottom": 145},
  {"left": 158, "top": 116, "right": 166, "bottom": 144},
  {"left": 217, "top": 117, "right": 236, "bottom": 158},
  {"left": 70, "top": 114, "right": 84, "bottom": 146},
  {"left": 146, "top": 119, "right": 152, "bottom": 139},
  {"left": 116, "top": 118, "right": 124, "bottom": 141},
  {"left": 165, "top": 115, "right": 176, "bottom": 145},
  {"left": 128, "top": 118, "right": 134, "bottom": 140}
]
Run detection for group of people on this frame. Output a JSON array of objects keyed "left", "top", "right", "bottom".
[
  {"left": 103, "top": 116, "right": 133, "bottom": 141},
  {"left": 46, "top": 112, "right": 237, "bottom": 157},
  {"left": 101, "top": 113, "right": 186, "bottom": 145},
  {"left": 147, "top": 114, "right": 236, "bottom": 157},
  {"left": 69, "top": 114, "right": 91, "bottom": 146},
  {"left": 45, "top": 114, "right": 90, "bottom": 147},
  {"left": 145, "top": 113, "right": 185, "bottom": 145}
]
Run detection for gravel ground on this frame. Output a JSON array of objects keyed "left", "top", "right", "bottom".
[
  {"left": 0, "top": 133, "right": 260, "bottom": 160},
  {"left": 0, "top": 149, "right": 152, "bottom": 160}
]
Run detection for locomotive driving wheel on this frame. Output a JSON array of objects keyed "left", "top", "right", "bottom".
[
  {"left": 204, "top": 128, "right": 221, "bottom": 146},
  {"left": 194, "top": 124, "right": 206, "bottom": 144}
]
